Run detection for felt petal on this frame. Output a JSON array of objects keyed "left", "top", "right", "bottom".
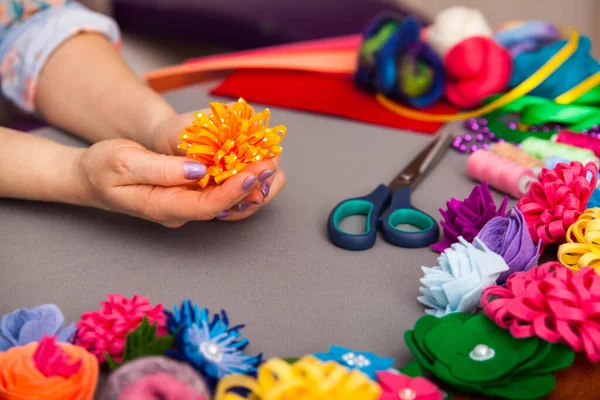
[
  {"left": 483, "top": 374, "right": 556, "bottom": 400},
  {"left": 17, "top": 320, "right": 43, "bottom": 345}
]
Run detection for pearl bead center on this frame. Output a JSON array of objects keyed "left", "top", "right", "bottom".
[
  {"left": 397, "top": 387, "right": 417, "bottom": 400},
  {"left": 200, "top": 341, "right": 224, "bottom": 362},
  {"left": 469, "top": 344, "right": 495, "bottom": 361},
  {"left": 341, "top": 352, "right": 371, "bottom": 368}
]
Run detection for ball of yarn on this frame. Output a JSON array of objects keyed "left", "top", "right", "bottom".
[
  {"left": 556, "top": 130, "right": 600, "bottom": 157},
  {"left": 431, "top": 182, "right": 508, "bottom": 253},
  {"left": 466, "top": 149, "right": 536, "bottom": 198},
  {"left": 482, "top": 262, "right": 600, "bottom": 362},
  {"left": 425, "top": 6, "right": 493, "bottom": 58},
  {"left": 558, "top": 208, "right": 600, "bottom": 273},
  {"left": 99, "top": 356, "right": 209, "bottom": 400},
  {"left": 517, "top": 161, "right": 598, "bottom": 247},
  {"left": 74, "top": 294, "right": 167, "bottom": 363},
  {"left": 444, "top": 37, "right": 513, "bottom": 108}
]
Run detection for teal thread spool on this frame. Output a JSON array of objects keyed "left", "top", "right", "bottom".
[{"left": 521, "top": 137, "right": 599, "bottom": 165}]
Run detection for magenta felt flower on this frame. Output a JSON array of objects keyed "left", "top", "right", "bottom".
[
  {"left": 74, "top": 294, "right": 167, "bottom": 363},
  {"left": 377, "top": 371, "right": 445, "bottom": 400},
  {"left": 432, "top": 182, "right": 508, "bottom": 253}
]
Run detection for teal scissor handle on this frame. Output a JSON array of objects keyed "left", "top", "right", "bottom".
[
  {"left": 327, "top": 184, "right": 391, "bottom": 250},
  {"left": 380, "top": 186, "right": 439, "bottom": 248}
]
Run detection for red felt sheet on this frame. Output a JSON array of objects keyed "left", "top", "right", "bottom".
[{"left": 210, "top": 69, "right": 457, "bottom": 134}]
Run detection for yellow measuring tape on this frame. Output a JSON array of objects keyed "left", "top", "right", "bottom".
[{"left": 376, "top": 29, "right": 587, "bottom": 121}]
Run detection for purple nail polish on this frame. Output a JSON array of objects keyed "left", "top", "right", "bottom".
[
  {"left": 184, "top": 162, "right": 206, "bottom": 180},
  {"left": 260, "top": 181, "right": 270, "bottom": 198},
  {"left": 216, "top": 210, "right": 229, "bottom": 219},
  {"left": 242, "top": 176, "right": 257, "bottom": 190},
  {"left": 237, "top": 203, "right": 252, "bottom": 212},
  {"left": 258, "top": 169, "right": 275, "bottom": 182}
]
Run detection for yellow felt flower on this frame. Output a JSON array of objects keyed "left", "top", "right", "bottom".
[
  {"left": 214, "top": 356, "right": 381, "bottom": 400},
  {"left": 178, "top": 98, "right": 286, "bottom": 188},
  {"left": 558, "top": 208, "right": 600, "bottom": 273}
]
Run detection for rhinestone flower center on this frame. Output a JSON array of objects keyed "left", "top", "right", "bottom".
[
  {"left": 200, "top": 341, "right": 224, "bottom": 362},
  {"left": 469, "top": 344, "right": 495, "bottom": 361},
  {"left": 341, "top": 352, "right": 371, "bottom": 368}
]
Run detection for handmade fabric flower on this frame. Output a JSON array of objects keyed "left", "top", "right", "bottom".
[
  {"left": 215, "top": 356, "right": 381, "bottom": 400},
  {"left": 517, "top": 161, "right": 598, "bottom": 247},
  {"left": 178, "top": 98, "right": 285, "bottom": 188},
  {"left": 74, "top": 294, "right": 167, "bottom": 363},
  {"left": 313, "top": 345, "right": 394, "bottom": 379},
  {"left": 483, "top": 262, "right": 600, "bottom": 362},
  {"left": 404, "top": 313, "right": 574, "bottom": 400},
  {"left": 376, "top": 371, "right": 445, "bottom": 400},
  {"left": 558, "top": 208, "right": 600, "bottom": 273},
  {"left": 0, "top": 304, "right": 76, "bottom": 350},
  {"left": 0, "top": 336, "right": 99, "bottom": 399},
  {"left": 166, "top": 300, "right": 262, "bottom": 389},
  {"left": 99, "top": 356, "right": 209, "bottom": 400},
  {"left": 477, "top": 207, "right": 541, "bottom": 284},
  {"left": 432, "top": 182, "right": 508, "bottom": 253},
  {"left": 419, "top": 237, "right": 509, "bottom": 317}
]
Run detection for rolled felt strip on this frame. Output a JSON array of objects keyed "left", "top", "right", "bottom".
[
  {"left": 490, "top": 142, "right": 544, "bottom": 173},
  {"left": 521, "top": 137, "right": 599, "bottom": 165},
  {"left": 466, "top": 150, "right": 536, "bottom": 198}
]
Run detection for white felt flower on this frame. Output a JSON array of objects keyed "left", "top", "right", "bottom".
[
  {"left": 418, "top": 237, "right": 508, "bottom": 317},
  {"left": 425, "top": 6, "right": 493, "bottom": 58}
]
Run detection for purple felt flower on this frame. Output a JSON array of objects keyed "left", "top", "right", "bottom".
[
  {"left": 477, "top": 207, "right": 541, "bottom": 284},
  {"left": 432, "top": 182, "right": 508, "bottom": 253},
  {"left": 0, "top": 304, "right": 76, "bottom": 351}
]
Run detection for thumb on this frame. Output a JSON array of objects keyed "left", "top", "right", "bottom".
[{"left": 122, "top": 148, "right": 206, "bottom": 187}]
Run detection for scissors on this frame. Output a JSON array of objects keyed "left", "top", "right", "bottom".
[{"left": 327, "top": 132, "right": 453, "bottom": 251}]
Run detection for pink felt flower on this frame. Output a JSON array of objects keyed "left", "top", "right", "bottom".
[
  {"left": 482, "top": 262, "right": 600, "bottom": 362},
  {"left": 34, "top": 335, "right": 82, "bottom": 378},
  {"left": 376, "top": 371, "right": 445, "bottom": 400},
  {"left": 74, "top": 294, "right": 167, "bottom": 363},
  {"left": 517, "top": 161, "right": 597, "bottom": 247}
]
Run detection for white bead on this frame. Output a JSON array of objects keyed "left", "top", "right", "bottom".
[
  {"left": 469, "top": 344, "right": 495, "bottom": 361},
  {"left": 200, "top": 341, "right": 224, "bottom": 362},
  {"left": 397, "top": 387, "right": 417, "bottom": 400}
]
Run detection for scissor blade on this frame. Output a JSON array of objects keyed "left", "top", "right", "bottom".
[{"left": 388, "top": 131, "right": 453, "bottom": 191}]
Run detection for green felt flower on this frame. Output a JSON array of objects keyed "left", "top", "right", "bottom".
[{"left": 405, "top": 313, "right": 574, "bottom": 400}]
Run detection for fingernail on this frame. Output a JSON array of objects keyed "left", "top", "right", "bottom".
[
  {"left": 216, "top": 210, "right": 229, "bottom": 219},
  {"left": 258, "top": 169, "right": 275, "bottom": 182},
  {"left": 260, "top": 181, "right": 270, "bottom": 198},
  {"left": 184, "top": 162, "right": 207, "bottom": 180},
  {"left": 237, "top": 203, "right": 252, "bottom": 212},
  {"left": 242, "top": 176, "right": 257, "bottom": 190}
]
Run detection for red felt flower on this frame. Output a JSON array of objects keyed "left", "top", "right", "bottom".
[
  {"left": 482, "top": 262, "right": 600, "bottom": 362},
  {"left": 517, "top": 161, "right": 597, "bottom": 247},
  {"left": 74, "top": 294, "right": 167, "bottom": 363}
]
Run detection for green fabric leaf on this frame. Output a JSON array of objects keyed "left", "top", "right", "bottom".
[
  {"left": 107, "top": 316, "right": 174, "bottom": 370},
  {"left": 524, "top": 343, "right": 575, "bottom": 375},
  {"left": 482, "top": 374, "right": 556, "bottom": 400},
  {"left": 511, "top": 339, "right": 553, "bottom": 376},
  {"left": 398, "top": 360, "right": 423, "bottom": 377},
  {"left": 404, "top": 331, "right": 435, "bottom": 372},
  {"left": 431, "top": 360, "right": 483, "bottom": 394}
]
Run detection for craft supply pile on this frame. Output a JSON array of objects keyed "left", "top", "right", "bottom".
[{"left": 5, "top": 5, "right": 600, "bottom": 400}]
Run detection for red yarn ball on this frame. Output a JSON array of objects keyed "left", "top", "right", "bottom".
[
  {"left": 482, "top": 262, "right": 600, "bottom": 362},
  {"left": 517, "top": 161, "right": 598, "bottom": 247}
]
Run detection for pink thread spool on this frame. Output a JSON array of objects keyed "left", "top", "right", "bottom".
[
  {"left": 466, "top": 150, "right": 536, "bottom": 199},
  {"left": 555, "top": 130, "right": 600, "bottom": 157}
]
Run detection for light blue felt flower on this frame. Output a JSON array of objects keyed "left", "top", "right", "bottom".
[
  {"left": 0, "top": 304, "right": 76, "bottom": 350},
  {"left": 418, "top": 237, "right": 509, "bottom": 317},
  {"left": 314, "top": 345, "right": 394, "bottom": 379},
  {"left": 166, "top": 300, "right": 262, "bottom": 389}
]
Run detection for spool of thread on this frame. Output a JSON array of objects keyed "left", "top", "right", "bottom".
[
  {"left": 521, "top": 137, "right": 599, "bottom": 165},
  {"left": 490, "top": 141, "right": 544, "bottom": 174},
  {"left": 466, "top": 150, "right": 536, "bottom": 198},
  {"left": 555, "top": 130, "right": 600, "bottom": 157}
]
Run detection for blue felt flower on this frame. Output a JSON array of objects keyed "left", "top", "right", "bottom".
[
  {"left": 314, "top": 345, "right": 394, "bottom": 379},
  {"left": 418, "top": 237, "right": 509, "bottom": 317},
  {"left": 0, "top": 304, "right": 76, "bottom": 350},
  {"left": 166, "top": 300, "right": 262, "bottom": 388}
]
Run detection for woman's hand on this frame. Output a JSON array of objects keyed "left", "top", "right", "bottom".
[{"left": 77, "top": 139, "right": 285, "bottom": 227}]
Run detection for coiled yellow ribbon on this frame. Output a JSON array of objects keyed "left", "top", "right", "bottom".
[
  {"left": 214, "top": 356, "right": 381, "bottom": 400},
  {"left": 558, "top": 208, "right": 600, "bottom": 273}
]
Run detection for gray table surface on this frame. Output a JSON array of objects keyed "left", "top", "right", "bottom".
[{"left": 0, "top": 82, "right": 510, "bottom": 371}]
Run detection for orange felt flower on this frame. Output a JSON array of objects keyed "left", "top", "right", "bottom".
[
  {"left": 0, "top": 341, "right": 99, "bottom": 400},
  {"left": 178, "top": 98, "right": 286, "bottom": 188}
]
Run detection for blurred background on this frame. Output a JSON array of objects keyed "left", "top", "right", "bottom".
[{"left": 80, "top": 0, "right": 600, "bottom": 75}]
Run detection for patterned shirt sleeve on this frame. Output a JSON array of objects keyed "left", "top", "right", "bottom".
[{"left": 0, "top": 1, "right": 120, "bottom": 112}]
